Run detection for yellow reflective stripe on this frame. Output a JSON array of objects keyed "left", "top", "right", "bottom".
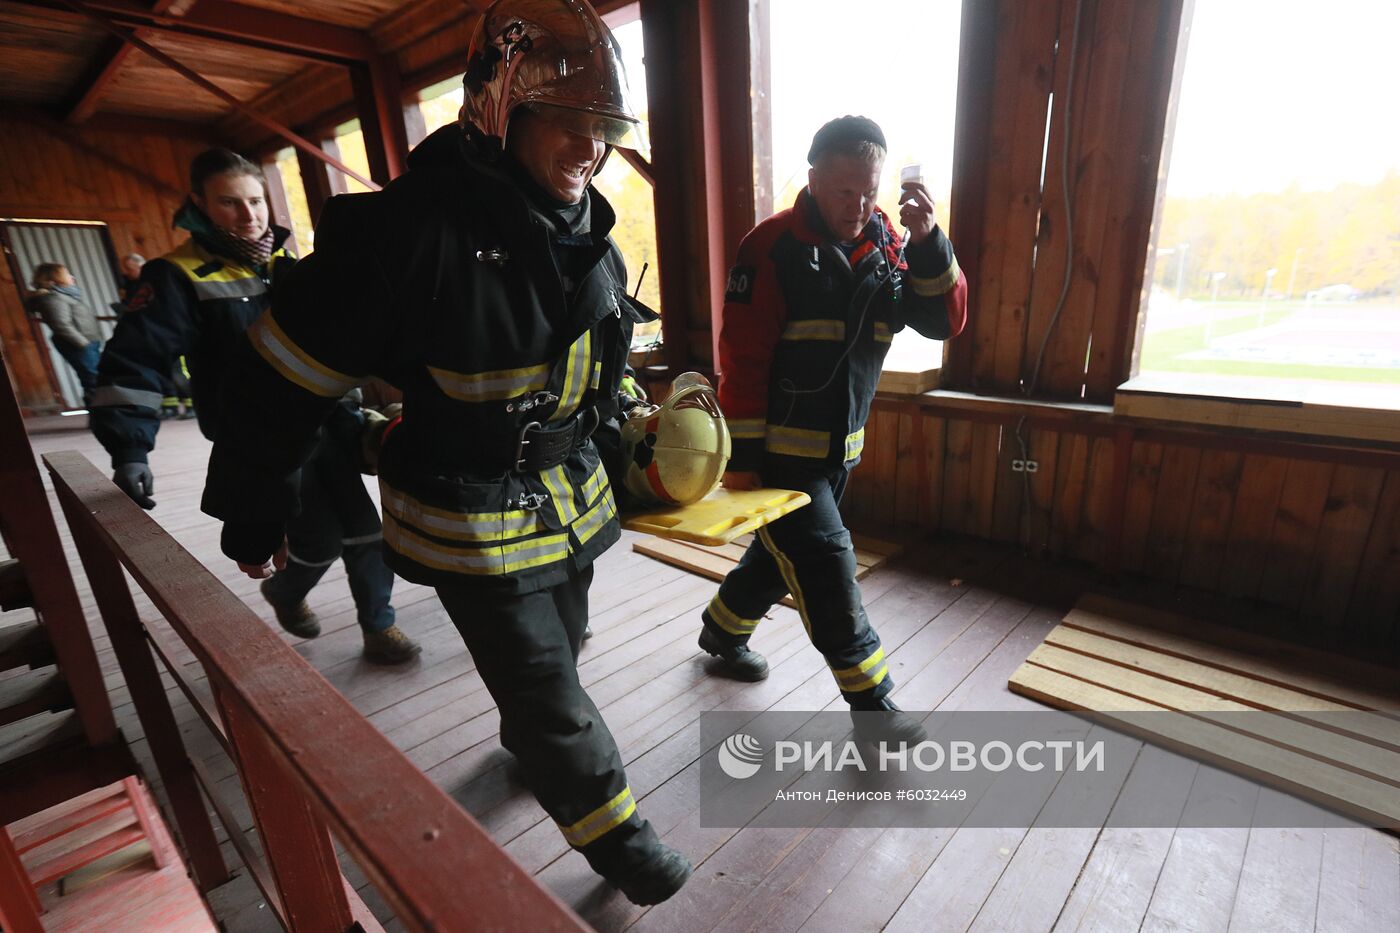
[
  {"left": 541, "top": 465, "right": 578, "bottom": 526},
  {"left": 560, "top": 786, "right": 637, "bottom": 847},
  {"left": 728, "top": 418, "right": 766, "bottom": 440},
  {"left": 573, "top": 486, "right": 617, "bottom": 548},
  {"left": 766, "top": 425, "right": 830, "bottom": 459},
  {"left": 383, "top": 514, "right": 569, "bottom": 575},
  {"left": 380, "top": 483, "right": 539, "bottom": 542},
  {"left": 580, "top": 459, "right": 609, "bottom": 507},
  {"left": 757, "top": 526, "right": 813, "bottom": 639},
  {"left": 782, "top": 319, "right": 846, "bottom": 341},
  {"left": 707, "top": 594, "right": 760, "bottom": 636},
  {"left": 909, "top": 256, "right": 961, "bottom": 297},
  {"left": 428, "top": 362, "right": 550, "bottom": 403},
  {"left": 590, "top": 360, "right": 602, "bottom": 389},
  {"left": 844, "top": 428, "right": 865, "bottom": 462},
  {"left": 874, "top": 322, "right": 893, "bottom": 344},
  {"left": 833, "top": 648, "right": 889, "bottom": 693},
  {"left": 552, "top": 331, "right": 592, "bottom": 422},
  {"left": 249, "top": 314, "right": 359, "bottom": 398}
]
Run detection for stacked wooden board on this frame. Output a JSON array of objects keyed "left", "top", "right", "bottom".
[
  {"left": 633, "top": 533, "right": 903, "bottom": 609},
  {"left": 1009, "top": 593, "right": 1400, "bottom": 829}
]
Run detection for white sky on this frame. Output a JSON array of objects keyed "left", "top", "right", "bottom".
[
  {"left": 1165, "top": 0, "right": 1400, "bottom": 196},
  {"left": 613, "top": 0, "right": 1400, "bottom": 203}
]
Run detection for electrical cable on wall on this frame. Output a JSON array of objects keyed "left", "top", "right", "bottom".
[{"left": 1016, "top": 0, "right": 1083, "bottom": 552}]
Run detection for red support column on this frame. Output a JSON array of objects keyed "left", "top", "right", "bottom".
[
  {"left": 296, "top": 139, "right": 337, "bottom": 227},
  {"left": 351, "top": 55, "right": 411, "bottom": 184},
  {"left": 640, "top": 0, "right": 755, "bottom": 377}
]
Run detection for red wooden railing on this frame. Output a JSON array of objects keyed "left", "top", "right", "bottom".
[{"left": 44, "top": 450, "right": 587, "bottom": 933}]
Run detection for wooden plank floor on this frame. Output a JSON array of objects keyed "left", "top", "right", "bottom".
[{"left": 9, "top": 418, "right": 1398, "bottom": 933}]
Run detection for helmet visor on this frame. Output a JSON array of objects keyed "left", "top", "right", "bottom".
[{"left": 526, "top": 102, "right": 651, "bottom": 159}]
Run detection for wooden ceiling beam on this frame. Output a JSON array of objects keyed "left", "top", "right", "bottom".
[
  {"left": 63, "top": 0, "right": 195, "bottom": 124},
  {"left": 57, "top": 0, "right": 380, "bottom": 189},
  {"left": 11, "top": 0, "right": 376, "bottom": 64}
]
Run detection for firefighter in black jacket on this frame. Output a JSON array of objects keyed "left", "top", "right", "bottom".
[
  {"left": 701, "top": 117, "right": 969, "bottom": 735},
  {"left": 90, "top": 148, "right": 418, "bottom": 665},
  {"left": 201, "top": 0, "right": 691, "bottom": 905}
]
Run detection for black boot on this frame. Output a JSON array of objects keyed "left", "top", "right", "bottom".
[
  {"left": 849, "top": 694, "right": 928, "bottom": 749},
  {"left": 698, "top": 627, "right": 769, "bottom": 682},
  {"left": 607, "top": 843, "right": 693, "bottom": 906}
]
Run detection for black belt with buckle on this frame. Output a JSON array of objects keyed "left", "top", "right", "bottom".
[{"left": 514, "top": 408, "right": 600, "bottom": 472}]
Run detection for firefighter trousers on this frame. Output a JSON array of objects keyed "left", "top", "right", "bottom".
[
  {"left": 702, "top": 466, "right": 892, "bottom": 703},
  {"left": 262, "top": 436, "right": 396, "bottom": 633},
  {"left": 435, "top": 561, "right": 666, "bottom": 877}
]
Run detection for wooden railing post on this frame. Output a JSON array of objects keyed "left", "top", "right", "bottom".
[
  {"left": 214, "top": 681, "right": 353, "bottom": 933},
  {"left": 0, "top": 828, "right": 44, "bottom": 932},
  {"left": 52, "top": 484, "right": 230, "bottom": 892}
]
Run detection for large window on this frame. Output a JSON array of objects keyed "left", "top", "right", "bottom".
[
  {"left": 271, "top": 148, "right": 315, "bottom": 253},
  {"left": 1139, "top": 0, "right": 1400, "bottom": 406},
  {"left": 762, "top": 0, "right": 962, "bottom": 376}
]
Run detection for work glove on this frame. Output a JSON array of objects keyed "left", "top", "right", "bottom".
[
  {"left": 113, "top": 462, "right": 156, "bottom": 509},
  {"left": 359, "top": 402, "right": 402, "bottom": 475}
]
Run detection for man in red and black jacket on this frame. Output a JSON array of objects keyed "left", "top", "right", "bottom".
[{"left": 698, "top": 117, "right": 968, "bottom": 729}]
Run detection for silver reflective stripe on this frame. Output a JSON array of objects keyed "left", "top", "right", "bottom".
[
  {"left": 844, "top": 428, "right": 865, "bottom": 461},
  {"left": 287, "top": 552, "right": 337, "bottom": 568},
  {"left": 381, "top": 484, "right": 538, "bottom": 542},
  {"left": 249, "top": 316, "right": 359, "bottom": 398},
  {"left": 909, "top": 257, "right": 962, "bottom": 297},
  {"left": 782, "top": 319, "right": 845, "bottom": 341},
  {"left": 580, "top": 460, "right": 609, "bottom": 507},
  {"left": 551, "top": 331, "right": 592, "bottom": 422},
  {"left": 90, "top": 385, "right": 164, "bottom": 410},
  {"left": 384, "top": 514, "right": 569, "bottom": 575},
  {"left": 559, "top": 786, "right": 637, "bottom": 847},
  {"left": 189, "top": 277, "right": 267, "bottom": 301},
  {"left": 427, "top": 362, "right": 551, "bottom": 403},
  {"left": 766, "top": 425, "right": 830, "bottom": 459},
  {"left": 572, "top": 489, "right": 617, "bottom": 547},
  {"left": 728, "top": 418, "right": 766, "bottom": 440},
  {"left": 340, "top": 532, "right": 383, "bottom": 546}
]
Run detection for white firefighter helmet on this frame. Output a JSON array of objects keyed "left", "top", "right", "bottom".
[
  {"left": 461, "top": 0, "right": 649, "bottom": 156},
  {"left": 620, "top": 373, "right": 731, "bottom": 506}
]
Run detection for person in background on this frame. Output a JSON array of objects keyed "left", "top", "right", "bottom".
[
  {"left": 91, "top": 147, "right": 418, "bottom": 665},
  {"left": 118, "top": 252, "right": 193, "bottom": 419},
  {"left": 28, "top": 262, "right": 102, "bottom": 404}
]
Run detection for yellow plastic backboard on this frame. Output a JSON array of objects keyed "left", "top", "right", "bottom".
[{"left": 621, "top": 487, "right": 811, "bottom": 547}]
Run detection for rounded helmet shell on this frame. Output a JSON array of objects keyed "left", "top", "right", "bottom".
[
  {"left": 621, "top": 373, "right": 731, "bottom": 506},
  {"left": 463, "top": 0, "right": 648, "bottom": 156}
]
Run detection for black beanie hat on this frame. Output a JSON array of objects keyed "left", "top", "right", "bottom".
[{"left": 807, "top": 115, "right": 888, "bottom": 164}]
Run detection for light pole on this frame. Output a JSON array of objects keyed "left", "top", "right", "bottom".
[
  {"left": 1175, "top": 242, "right": 1191, "bottom": 299},
  {"left": 1259, "top": 268, "right": 1277, "bottom": 325},
  {"left": 1286, "top": 246, "right": 1303, "bottom": 300},
  {"left": 1205, "top": 271, "right": 1226, "bottom": 344}
]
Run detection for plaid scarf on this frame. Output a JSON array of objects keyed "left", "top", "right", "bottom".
[{"left": 207, "top": 223, "right": 275, "bottom": 269}]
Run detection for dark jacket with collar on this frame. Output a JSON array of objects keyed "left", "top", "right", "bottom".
[
  {"left": 202, "top": 125, "right": 654, "bottom": 593},
  {"left": 89, "top": 204, "right": 293, "bottom": 465},
  {"left": 717, "top": 187, "right": 968, "bottom": 475}
]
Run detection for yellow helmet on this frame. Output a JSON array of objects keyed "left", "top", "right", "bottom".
[
  {"left": 620, "top": 373, "right": 731, "bottom": 506},
  {"left": 462, "top": 0, "right": 649, "bottom": 156}
]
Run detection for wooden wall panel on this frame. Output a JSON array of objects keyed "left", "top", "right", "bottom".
[
  {"left": 813, "top": 399, "right": 1394, "bottom": 649},
  {"left": 1257, "top": 460, "right": 1336, "bottom": 611},
  {"left": 0, "top": 114, "right": 213, "bottom": 410},
  {"left": 1345, "top": 472, "right": 1400, "bottom": 638},
  {"left": 1302, "top": 466, "right": 1387, "bottom": 629},
  {"left": 1177, "top": 449, "right": 1244, "bottom": 592},
  {"left": 1218, "top": 454, "right": 1291, "bottom": 601}
]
